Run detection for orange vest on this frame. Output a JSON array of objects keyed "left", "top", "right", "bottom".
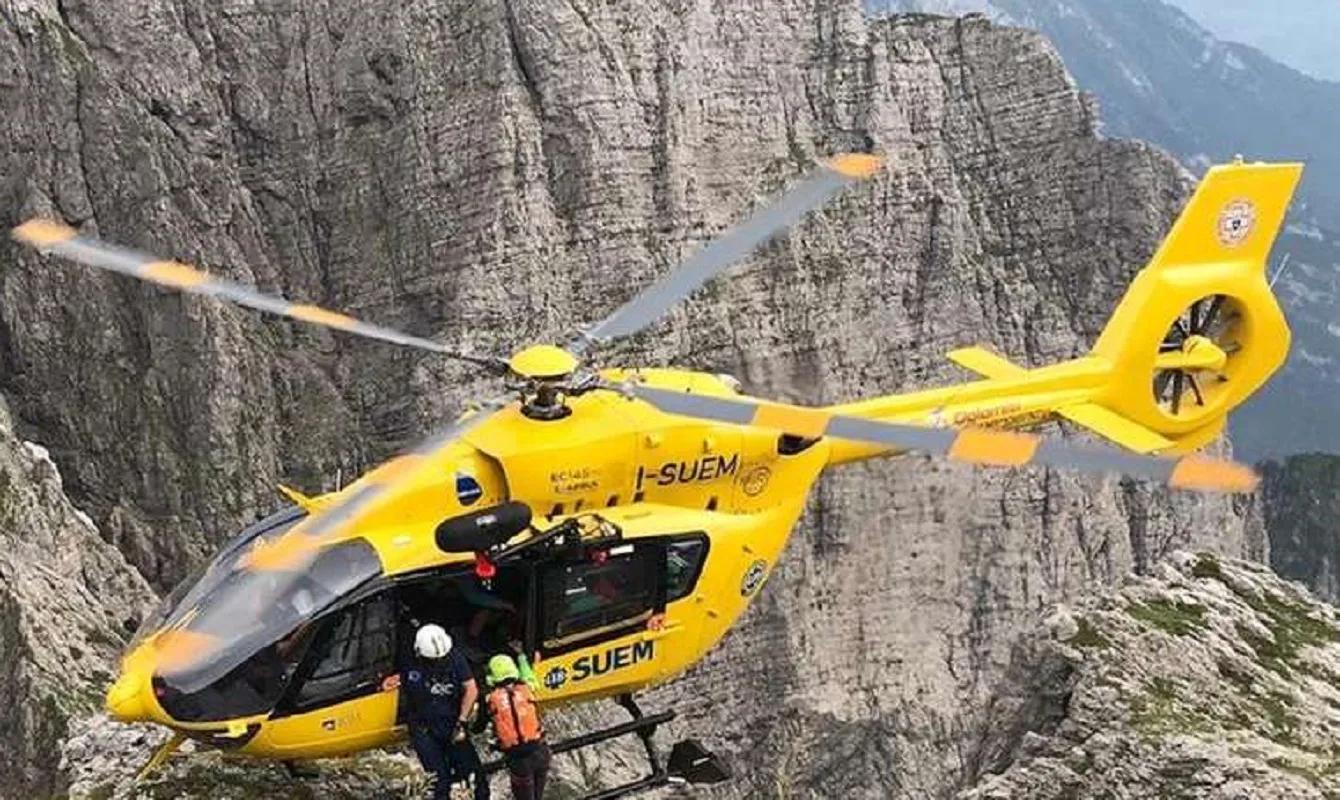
[{"left": 486, "top": 682, "right": 543, "bottom": 750}]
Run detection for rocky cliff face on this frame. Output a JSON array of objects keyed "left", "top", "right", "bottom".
[
  {"left": 1, "top": 1, "right": 1270, "bottom": 797},
  {"left": 963, "top": 551, "right": 1340, "bottom": 799},
  {"left": 0, "top": 401, "right": 155, "bottom": 799},
  {"left": 1260, "top": 454, "right": 1340, "bottom": 606}
]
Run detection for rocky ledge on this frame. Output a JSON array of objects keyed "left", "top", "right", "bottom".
[
  {"left": 0, "top": 402, "right": 155, "bottom": 799},
  {"left": 963, "top": 551, "right": 1340, "bottom": 799},
  {"left": 62, "top": 715, "right": 426, "bottom": 800}
]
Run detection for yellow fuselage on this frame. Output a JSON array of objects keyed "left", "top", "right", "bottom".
[{"left": 112, "top": 359, "right": 1129, "bottom": 759}]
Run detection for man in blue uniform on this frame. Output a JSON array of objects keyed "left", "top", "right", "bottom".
[{"left": 401, "top": 624, "right": 489, "bottom": 799}]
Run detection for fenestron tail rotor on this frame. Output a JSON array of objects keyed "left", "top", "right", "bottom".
[
  {"left": 617, "top": 382, "right": 1258, "bottom": 494},
  {"left": 10, "top": 219, "right": 508, "bottom": 372},
  {"left": 1153, "top": 294, "right": 1239, "bottom": 418}
]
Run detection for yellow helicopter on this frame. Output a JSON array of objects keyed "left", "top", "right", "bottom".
[{"left": 11, "top": 153, "right": 1301, "bottom": 797}]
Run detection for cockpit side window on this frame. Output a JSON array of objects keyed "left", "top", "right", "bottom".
[
  {"left": 664, "top": 536, "right": 709, "bottom": 603},
  {"left": 281, "top": 591, "right": 396, "bottom": 713},
  {"left": 152, "top": 538, "right": 384, "bottom": 723}
]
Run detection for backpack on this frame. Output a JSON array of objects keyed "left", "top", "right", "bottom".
[{"left": 486, "top": 681, "right": 543, "bottom": 750}]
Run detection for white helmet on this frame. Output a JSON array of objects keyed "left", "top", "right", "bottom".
[{"left": 414, "top": 624, "right": 452, "bottom": 659}]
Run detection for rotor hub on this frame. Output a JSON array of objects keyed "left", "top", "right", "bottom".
[
  {"left": 508, "top": 344, "right": 579, "bottom": 381},
  {"left": 1153, "top": 294, "right": 1240, "bottom": 418},
  {"left": 506, "top": 345, "right": 583, "bottom": 421},
  {"left": 1156, "top": 334, "right": 1228, "bottom": 373}
]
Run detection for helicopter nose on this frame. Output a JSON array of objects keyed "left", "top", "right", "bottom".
[{"left": 105, "top": 673, "right": 149, "bottom": 722}]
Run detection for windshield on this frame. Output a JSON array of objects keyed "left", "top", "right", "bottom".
[
  {"left": 152, "top": 537, "right": 383, "bottom": 720},
  {"left": 131, "top": 506, "right": 307, "bottom": 649}
]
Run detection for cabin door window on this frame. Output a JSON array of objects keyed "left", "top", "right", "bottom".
[
  {"left": 663, "top": 535, "right": 709, "bottom": 602},
  {"left": 537, "top": 543, "right": 664, "bottom": 656}
]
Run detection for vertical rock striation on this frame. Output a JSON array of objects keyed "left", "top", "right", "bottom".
[{"left": 1260, "top": 455, "right": 1340, "bottom": 605}]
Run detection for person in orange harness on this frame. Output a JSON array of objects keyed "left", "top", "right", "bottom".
[{"left": 483, "top": 654, "right": 551, "bottom": 800}]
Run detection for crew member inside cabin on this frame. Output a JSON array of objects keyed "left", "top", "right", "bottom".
[
  {"left": 483, "top": 654, "right": 550, "bottom": 800},
  {"left": 401, "top": 624, "right": 489, "bottom": 800}
]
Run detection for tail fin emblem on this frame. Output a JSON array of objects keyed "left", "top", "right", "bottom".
[{"left": 1217, "top": 199, "right": 1257, "bottom": 248}]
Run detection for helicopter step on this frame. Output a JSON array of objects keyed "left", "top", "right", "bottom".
[{"left": 480, "top": 694, "right": 730, "bottom": 799}]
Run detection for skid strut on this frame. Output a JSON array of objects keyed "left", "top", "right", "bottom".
[
  {"left": 481, "top": 698, "right": 674, "bottom": 776},
  {"left": 481, "top": 694, "right": 729, "bottom": 799},
  {"left": 135, "top": 731, "right": 185, "bottom": 781}
]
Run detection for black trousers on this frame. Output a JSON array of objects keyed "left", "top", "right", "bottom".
[
  {"left": 506, "top": 743, "right": 551, "bottom": 800},
  {"left": 409, "top": 725, "right": 489, "bottom": 800}
]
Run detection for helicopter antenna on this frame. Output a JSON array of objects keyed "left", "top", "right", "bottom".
[{"left": 1268, "top": 252, "right": 1292, "bottom": 290}]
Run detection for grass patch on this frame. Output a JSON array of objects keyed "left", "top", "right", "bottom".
[
  {"left": 1069, "top": 617, "right": 1112, "bottom": 649},
  {"left": 1217, "top": 656, "right": 1312, "bottom": 746},
  {"left": 81, "top": 785, "right": 116, "bottom": 800},
  {"left": 1233, "top": 589, "right": 1340, "bottom": 676},
  {"left": 1130, "top": 677, "right": 1211, "bottom": 740},
  {"left": 1265, "top": 755, "right": 1340, "bottom": 785},
  {"left": 1258, "top": 691, "right": 1302, "bottom": 744},
  {"left": 1128, "top": 599, "right": 1208, "bottom": 637},
  {"left": 1237, "top": 622, "right": 1294, "bottom": 677},
  {"left": 1218, "top": 658, "right": 1256, "bottom": 695},
  {"left": 1149, "top": 676, "right": 1178, "bottom": 702}
]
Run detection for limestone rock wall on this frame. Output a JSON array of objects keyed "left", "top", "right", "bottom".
[
  {"left": 0, "top": 401, "right": 155, "bottom": 799},
  {"left": 0, "top": 2, "right": 1268, "bottom": 797},
  {"left": 1260, "top": 455, "right": 1340, "bottom": 605}
]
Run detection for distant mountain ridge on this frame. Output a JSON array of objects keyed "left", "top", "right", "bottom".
[
  {"left": 869, "top": 0, "right": 1340, "bottom": 460},
  {"left": 1166, "top": 0, "right": 1340, "bottom": 84}
]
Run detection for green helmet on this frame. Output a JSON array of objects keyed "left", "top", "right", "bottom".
[{"left": 487, "top": 654, "right": 521, "bottom": 686}]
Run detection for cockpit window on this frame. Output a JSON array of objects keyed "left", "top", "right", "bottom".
[
  {"left": 152, "top": 538, "right": 383, "bottom": 722},
  {"left": 131, "top": 506, "right": 307, "bottom": 648},
  {"left": 288, "top": 592, "right": 396, "bottom": 711}
]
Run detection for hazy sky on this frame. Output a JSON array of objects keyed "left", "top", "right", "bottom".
[{"left": 1165, "top": 0, "right": 1340, "bottom": 82}]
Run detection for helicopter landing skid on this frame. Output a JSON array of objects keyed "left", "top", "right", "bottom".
[
  {"left": 135, "top": 730, "right": 185, "bottom": 781},
  {"left": 481, "top": 693, "right": 731, "bottom": 799}
]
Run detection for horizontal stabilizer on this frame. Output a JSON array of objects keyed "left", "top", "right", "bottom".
[
  {"left": 1056, "top": 404, "right": 1174, "bottom": 454},
  {"left": 946, "top": 346, "right": 1026, "bottom": 379}
]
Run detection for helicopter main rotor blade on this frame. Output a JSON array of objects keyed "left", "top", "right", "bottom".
[
  {"left": 11, "top": 219, "right": 505, "bottom": 370},
  {"left": 242, "top": 392, "right": 514, "bottom": 571},
  {"left": 621, "top": 384, "right": 1258, "bottom": 494},
  {"left": 568, "top": 153, "right": 884, "bottom": 354}
]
